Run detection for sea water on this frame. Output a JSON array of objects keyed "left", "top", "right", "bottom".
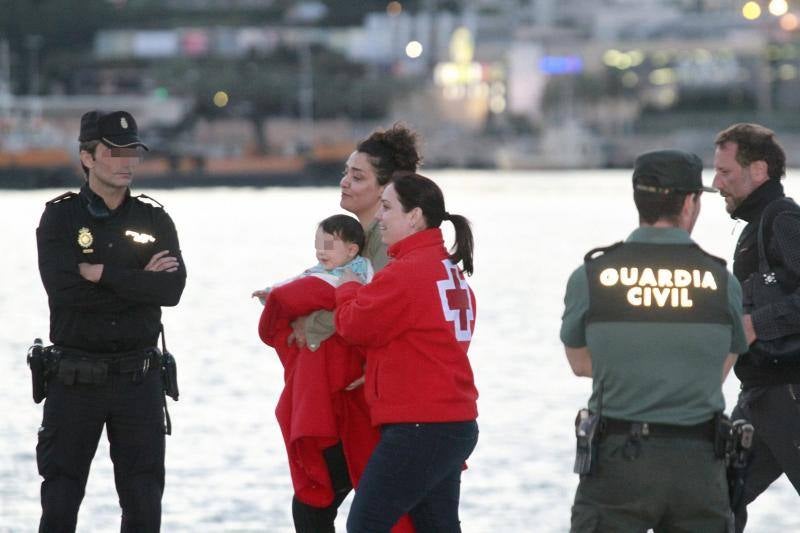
[{"left": 1, "top": 170, "right": 798, "bottom": 532}]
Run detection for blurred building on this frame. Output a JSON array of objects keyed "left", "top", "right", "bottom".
[{"left": 4, "top": 0, "right": 800, "bottom": 173}]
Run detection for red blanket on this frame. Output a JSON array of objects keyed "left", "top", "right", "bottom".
[{"left": 259, "top": 275, "right": 414, "bottom": 532}]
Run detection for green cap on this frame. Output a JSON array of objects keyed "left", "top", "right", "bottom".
[{"left": 632, "top": 150, "right": 715, "bottom": 194}]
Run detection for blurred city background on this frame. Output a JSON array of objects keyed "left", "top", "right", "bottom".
[{"left": 2, "top": 0, "right": 800, "bottom": 187}]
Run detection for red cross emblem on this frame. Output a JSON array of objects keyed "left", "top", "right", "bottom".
[{"left": 436, "top": 259, "right": 474, "bottom": 341}]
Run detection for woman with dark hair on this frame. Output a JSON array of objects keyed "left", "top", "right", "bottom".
[
  {"left": 335, "top": 172, "right": 479, "bottom": 532},
  {"left": 284, "top": 124, "right": 421, "bottom": 533}
]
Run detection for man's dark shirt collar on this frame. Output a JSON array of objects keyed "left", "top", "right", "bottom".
[
  {"left": 731, "top": 178, "right": 784, "bottom": 223},
  {"left": 79, "top": 183, "right": 131, "bottom": 219}
]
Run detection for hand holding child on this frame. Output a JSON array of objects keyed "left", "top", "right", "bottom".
[{"left": 338, "top": 269, "right": 364, "bottom": 286}]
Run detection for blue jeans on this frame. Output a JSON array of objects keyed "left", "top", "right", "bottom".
[{"left": 347, "top": 420, "right": 479, "bottom": 533}]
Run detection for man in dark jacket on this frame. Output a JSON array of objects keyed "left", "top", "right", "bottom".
[
  {"left": 35, "top": 110, "right": 186, "bottom": 532},
  {"left": 713, "top": 123, "right": 800, "bottom": 532}
]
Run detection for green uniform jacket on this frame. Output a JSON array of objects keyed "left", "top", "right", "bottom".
[{"left": 561, "top": 227, "right": 749, "bottom": 425}]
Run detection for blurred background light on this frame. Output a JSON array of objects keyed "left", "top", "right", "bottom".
[
  {"left": 769, "top": 0, "right": 789, "bottom": 16},
  {"left": 213, "top": 90, "right": 229, "bottom": 107},
  {"left": 603, "top": 49, "right": 621, "bottom": 67},
  {"left": 386, "top": 1, "right": 402, "bottom": 16},
  {"left": 628, "top": 50, "right": 645, "bottom": 67},
  {"left": 694, "top": 48, "right": 713, "bottom": 63},
  {"left": 538, "top": 55, "right": 584, "bottom": 75},
  {"left": 780, "top": 12, "right": 800, "bottom": 30},
  {"left": 652, "top": 50, "right": 671, "bottom": 67},
  {"left": 450, "top": 28, "right": 474, "bottom": 64},
  {"left": 649, "top": 68, "right": 677, "bottom": 85},
  {"left": 616, "top": 53, "right": 633, "bottom": 70},
  {"left": 743, "top": 1, "right": 762, "bottom": 20},
  {"left": 489, "top": 95, "right": 506, "bottom": 114},
  {"left": 405, "top": 40, "right": 423, "bottom": 59},
  {"left": 778, "top": 63, "right": 798, "bottom": 80},
  {"left": 622, "top": 71, "right": 639, "bottom": 88},
  {"left": 654, "top": 87, "right": 678, "bottom": 107},
  {"left": 153, "top": 87, "right": 169, "bottom": 100}
]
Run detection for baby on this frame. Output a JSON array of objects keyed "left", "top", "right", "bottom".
[
  {"left": 256, "top": 215, "right": 377, "bottom": 509},
  {"left": 253, "top": 214, "right": 372, "bottom": 304}
]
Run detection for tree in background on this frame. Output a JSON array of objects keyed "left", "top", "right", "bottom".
[
  {"left": 154, "top": 45, "right": 398, "bottom": 154},
  {"left": 0, "top": 0, "right": 115, "bottom": 94}
]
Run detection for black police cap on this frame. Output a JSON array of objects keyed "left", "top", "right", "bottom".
[
  {"left": 632, "top": 150, "right": 715, "bottom": 194},
  {"left": 79, "top": 110, "right": 149, "bottom": 151}
]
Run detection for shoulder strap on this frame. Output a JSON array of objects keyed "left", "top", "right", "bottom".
[
  {"left": 694, "top": 243, "right": 727, "bottom": 267},
  {"left": 135, "top": 193, "right": 164, "bottom": 208},
  {"left": 45, "top": 191, "right": 78, "bottom": 205},
  {"left": 757, "top": 197, "right": 800, "bottom": 273},
  {"left": 584, "top": 241, "right": 623, "bottom": 263}
]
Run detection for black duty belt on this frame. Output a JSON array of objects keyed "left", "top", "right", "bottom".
[
  {"left": 602, "top": 417, "right": 715, "bottom": 442},
  {"left": 54, "top": 346, "right": 160, "bottom": 375}
]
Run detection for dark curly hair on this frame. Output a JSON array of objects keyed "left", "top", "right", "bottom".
[
  {"left": 356, "top": 123, "right": 422, "bottom": 185},
  {"left": 715, "top": 123, "right": 786, "bottom": 180}
]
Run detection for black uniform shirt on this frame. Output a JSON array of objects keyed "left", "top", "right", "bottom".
[
  {"left": 732, "top": 178, "right": 800, "bottom": 386},
  {"left": 36, "top": 184, "right": 187, "bottom": 353}
]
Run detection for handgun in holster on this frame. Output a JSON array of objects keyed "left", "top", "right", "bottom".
[
  {"left": 161, "top": 349, "right": 179, "bottom": 401},
  {"left": 159, "top": 324, "right": 179, "bottom": 401},
  {"left": 574, "top": 408, "right": 601, "bottom": 475},
  {"left": 727, "top": 419, "right": 755, "bottom": 511},
  {"left": 27, "top": 338, "right": 59, "bottom": 404},
  {"left": 574, "top": 381, "right": 604, "bottom": 475},
  {"left": 713, "top": 411, "right": 733, "bottom": 459}
]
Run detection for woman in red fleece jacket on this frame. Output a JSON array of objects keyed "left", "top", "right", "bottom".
[{"left": 335, "top": 172, "right": 479, "bottom": 533}]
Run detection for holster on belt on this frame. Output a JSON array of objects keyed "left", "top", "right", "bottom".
[
  {"left": 161, "top": 350, "right": 179, "bottom": 401},
  {"left": 158, "top": 324, "right": 179, "bottom": 435},
  {"left": 27, "top": 338, "right": 60, "bottom": 404},
  {"left": 713, "top": 411, "right": 733, "bottom": 459},
  {"left": 727, "top": 418, "right": 755, "bottom": 512},
  {"left": 574, "top": 408, "right": 601, "bottom": 475},
  {"left": 574, "top": 382, "right": 604, "bottom": 475}
]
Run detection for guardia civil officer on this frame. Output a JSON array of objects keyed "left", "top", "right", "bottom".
[
  {"left": 561, "top": 150, "right": 748, "bottom": 532},
  {"left": 713, "top": 123, "right": 800, "bottom": 532},
  {"left": 35, "top": 110, "right": 186, "bottom": 532}
]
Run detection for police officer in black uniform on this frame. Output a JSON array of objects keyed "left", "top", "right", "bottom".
[{"left": 35, "top": 110, "right": 186, "bottom": 532}]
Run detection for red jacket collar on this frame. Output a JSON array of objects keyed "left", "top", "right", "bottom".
[{"left": 387, "top": 228, "right": 444, "bottom": 259}]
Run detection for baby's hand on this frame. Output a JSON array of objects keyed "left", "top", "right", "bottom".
[
  {"left": 252, "top": 289, "right": 270, "bottom": 305},
  {"left": 338, "top": 269, "right": 363, "bottom": 286}
]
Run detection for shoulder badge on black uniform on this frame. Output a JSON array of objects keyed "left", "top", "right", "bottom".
[
  {"left": 135, "top": 193, "right": 164, "bottom": 208},
  {"left": 45, "top": 191, "right": 78, "bottom": 205},
  {"left": 584, "top": 241, "right": 623, "bottom": 263}
]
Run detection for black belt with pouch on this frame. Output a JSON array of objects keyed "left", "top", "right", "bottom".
[
  {"left": 27, "top": 326, "right": 180, "bottom": 436},
  {"left": 54, "top": 347, "right": 161, "bottom": 386}
]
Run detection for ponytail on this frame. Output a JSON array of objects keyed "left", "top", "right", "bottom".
[{"left": 447, "top": 213, "right": 474, "bottom": 276}]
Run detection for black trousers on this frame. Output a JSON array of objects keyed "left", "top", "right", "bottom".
[
  {"left": 292, "top": 442, "right": 353, "bottom": 533},
  {"left": 732, "top": 384, "right": 800, "bottom": 533},
  {"left": 36, "top": 368, "right": 165, "bottom": 533}
]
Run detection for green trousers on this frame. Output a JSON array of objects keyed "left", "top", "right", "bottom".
[{"left": 571, "top": 434, "right": 731, "bottom": 533}]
